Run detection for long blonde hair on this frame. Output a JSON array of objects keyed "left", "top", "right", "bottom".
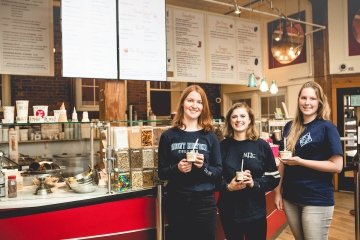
[
  {"left": 223, "top": 102, "right": 259, "bottom": 140},
  {"left": 286, "top": 81, "right": 330, "bottom": 152},
  {"left": 172, "top": 85, "right": 214, "bottom": 132}
]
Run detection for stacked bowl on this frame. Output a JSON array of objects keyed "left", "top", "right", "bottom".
[{"left": 65, "top": 168, "right": 97, "bottom": 193}]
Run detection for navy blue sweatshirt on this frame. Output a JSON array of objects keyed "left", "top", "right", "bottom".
[
  {"left": 158, "top": 127, "right": 222, "bottom": 192},
  {"left": 218, "top": 138, "right": 280, "bottom": 223}
]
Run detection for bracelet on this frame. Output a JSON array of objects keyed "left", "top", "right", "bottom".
[{"left": 226, "top": 184, "right": 231, "bottom": 191}]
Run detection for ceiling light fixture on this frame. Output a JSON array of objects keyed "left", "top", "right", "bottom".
[
  {"left": 271, "top": 19, "right": 302, "bottom": 64},
  {"left": 234, "top": 0, "right": 241, "bottom": 15},
  {"left": 247, "top": 73, "right": 257, "bottom": 87},
  {"left": 259, "top": 78, "right": 269, "bottom": 92},
  {"left": 269, "top": 80, "right": 278, "bottom": 94}
]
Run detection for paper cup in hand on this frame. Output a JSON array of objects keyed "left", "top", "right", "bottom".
[
  {"left": 280, "top": 151, "right": 292, "bottom": 160},
  {"left": 236, "top": 171, "right": 244, "bottom": 181},
  {"left": 186, "top": 151, "right": 197, "bottom": 162}
]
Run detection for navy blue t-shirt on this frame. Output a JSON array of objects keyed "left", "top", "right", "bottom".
[{"left": 281, "top": 118, "right": 343, "bottom": 206}]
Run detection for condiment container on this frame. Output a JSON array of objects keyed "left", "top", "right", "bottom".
[{"left": 8, "top": 175, "right": 17, "bottom": 198}]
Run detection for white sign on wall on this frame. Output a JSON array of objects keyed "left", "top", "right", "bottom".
[
  {"left": 62, "top": 0, "right": 117, "bottom": 79},
  {"left": 166, "top": 6, "right": 263, "bottom": 85},
  {"left": 206, "top": 14, "right": 237, "bottom": 84},
  {"left": 172, "top": 8, "right": 206, "bottom": 82},
  {"left": 118, "top": 0, "right": 166, "bottom": 81},
  {"left": 0, "top": 0, "right": 54, "bottom": 76}
]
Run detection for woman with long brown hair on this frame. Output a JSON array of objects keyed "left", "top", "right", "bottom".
[
  {"left": 275, "top": 81, "right": 343, "bottom": 240},
  {"left": 158, "top": 85, "right": 222, "bottom": 240},
  {"left": 218, "top": 102, "right": 279, "bottom": 240}
]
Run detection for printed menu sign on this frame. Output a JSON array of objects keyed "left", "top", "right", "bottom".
[
  {"left": 236, "top": 20, "right": 262, "bottom": 85},
  {"left": 118, "top": 0, "right": 166, "bottom": 81},
  {"left": 166, "top": 8, "right": 174, "bottom": 73},
  {"left": 206, "top": 14, "right": 237, "bottom": 84},
  {"left": 0, "top": 0, "right": 54, "bottom": 76},
  {"left": 172, "top": 9, "right": 206, "bottom": 82},
  {"left": 62, "top": 0, "right": 117, "bottom": 79}
]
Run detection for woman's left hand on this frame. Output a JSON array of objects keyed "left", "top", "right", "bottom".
[
  {"left": 193, "top": 153, "right": 204, "bottom": 168},
  {"left": 242, "top": 170, "right": 254, "bottom": 188},
  {"left": 280, "top": 156, "right": 302, "bottom": 166}
]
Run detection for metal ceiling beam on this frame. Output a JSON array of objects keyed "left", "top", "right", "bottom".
[{"left": 203, "top": 0, "right": 326, "bottom": 35}]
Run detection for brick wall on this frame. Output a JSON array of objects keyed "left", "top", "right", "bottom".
[{"left": 126, "top": 80, "right": 148, "bottom": 120}]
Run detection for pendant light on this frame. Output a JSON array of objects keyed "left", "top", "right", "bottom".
[
  {"left": 269, "top": 80, "right": 278, "bottom": 94},
  {"left": 259, "top": 78, "right": 269, "bottom": 92},
  {"left": 247, "top": 73, "right": 256, "bottom": 87}
]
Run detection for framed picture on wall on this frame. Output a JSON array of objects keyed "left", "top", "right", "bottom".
[
  {"left": 348, "top": 0, "right": 360, "bottom": 56},
  {"left": 267, "top": 11, "right": 306, "bottom": 69}
]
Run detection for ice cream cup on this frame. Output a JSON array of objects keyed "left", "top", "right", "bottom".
[
  {"left": 186, "top": 151, "right": 197, "bottom": 162},
  {"left": 3, "top": 106, "right": 15, "bottom": 123},
  {"left": 280, "top": 150, "right": 292, "bottom": 160},
  {"left": 236, "top": 171, "right": 244, "bottom": 181},
  {"left": 16, "top": 100, "right": 29, "bottom": 118}
]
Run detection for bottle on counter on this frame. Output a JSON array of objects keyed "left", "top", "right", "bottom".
[
  {"left": 8, "top": 175, "right": 17, "bottom": 198},
  {"left": 0, "top": 168, "right": 5, "bottom": 198}
]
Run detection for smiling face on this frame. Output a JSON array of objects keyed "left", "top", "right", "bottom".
[
  {"left": 230, "top": 107, "right": 251, "bottom": 134},
  {"left": 183, "top": 90, "right": 203, "bottom": 121},
  {"left": 298, "top": 87, "right": 319, "bottom": 122}
]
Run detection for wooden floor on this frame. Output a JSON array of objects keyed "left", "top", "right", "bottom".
[{"left": 274, "top": 192, "right": 355, "bottom": 240}]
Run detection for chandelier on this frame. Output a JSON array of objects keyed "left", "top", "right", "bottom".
[{"left": 271, "top": 19, "right": 304, "bottom": 64}]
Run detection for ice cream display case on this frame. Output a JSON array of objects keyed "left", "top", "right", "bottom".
[{"left": 0, "top": 121, "right": 286, "bottom": 240}]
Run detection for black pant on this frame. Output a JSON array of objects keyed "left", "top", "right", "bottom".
[
  {"left": 220, "top": 216, "right": 267, "bottom": 240},
  {"left": 164, "top": 190, "right": 217, "bottom": 240}
]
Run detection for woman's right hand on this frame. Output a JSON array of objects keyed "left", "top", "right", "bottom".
[
  {"left": 178, "top": 159, "right": 192, "bottom": 173},
  {"left": 274, "top": 190, "right": 283, "bottom": 210},
  {"left": 227, "top": 176, "right": 247, "bottom": 191}
]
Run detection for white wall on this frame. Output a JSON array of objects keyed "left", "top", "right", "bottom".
[{"left": 328, "top": 0, "right": 360, "bottom": 74}]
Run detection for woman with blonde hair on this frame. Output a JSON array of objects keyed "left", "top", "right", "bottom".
[
  {"left": 158, "top": 85, "right": 222, "bottom": 240},
  {"left": 275, "top": 81, "right": 343, "bottom": 240}
]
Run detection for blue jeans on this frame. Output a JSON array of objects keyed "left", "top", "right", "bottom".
[
  {"left": 283, "top": 199, "right": 334, "bottom": 240},
  {"left": 164, "top": 190, "right": 217, "bottom": 240}
]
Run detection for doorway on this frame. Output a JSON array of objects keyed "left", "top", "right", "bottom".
[{"left": 337, "top": 87, "right": 360, "bottom": 191}]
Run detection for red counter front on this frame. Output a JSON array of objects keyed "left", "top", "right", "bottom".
[{"left": 0, "top": 189, "right": 286, "bottom": 240}]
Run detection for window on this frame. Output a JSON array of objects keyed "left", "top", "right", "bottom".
[
  {"left": 75, "top": 78, "right": 100, "bottom": 111},
  {"left": 233, "top": 98, "right": 252, "bottom": 108},
  {"left": 260, "top": 94, "right": 285, "bottom": 119},
  {"left": 148, "top": 81, "right": 171, "bottom": 117}
]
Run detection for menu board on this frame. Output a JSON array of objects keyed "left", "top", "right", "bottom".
[
  {"left": 62, "top": 0, "right": 117, "bottom": 79},
  {"left": 0, "top": 0, "right": 54, "bottom": 76},
  {"left": 118, "top": 0, "right": 166, "bottom": 81},
  {"left": 172, "top": 9, "right": 206, "bottom": 82},
  {"left": 235, "top": 20, "right": 262, "bottom": 85},
  {"left": 206, "top": 14, "right": 237, "bottom": 84},
  {"left": 166, "top": 6, "right": 262, "bottom": 85},
  {"left": 166, "top": 8, "right": 174, "bottom": 73}
]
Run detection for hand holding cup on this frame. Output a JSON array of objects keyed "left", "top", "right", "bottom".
[{"left": 178, "top": 159, "right": 192, "bottom": 173}]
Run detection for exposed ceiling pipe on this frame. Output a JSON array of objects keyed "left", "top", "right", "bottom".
[{"left": 203, "top": 0, "right": 326, "bottom": 35}]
